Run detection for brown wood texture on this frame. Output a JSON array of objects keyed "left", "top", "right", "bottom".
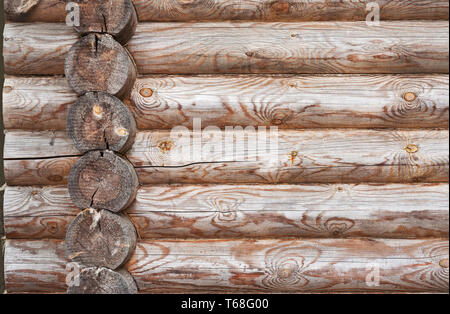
[
  {"left": 3, "top": 75, "right": 449, "bottom": 130},
  {"left": 65, "top": 209, "right": 137, "bottom": 269},
  {"left": 4, "top": 238, "right": 449, "bottom": 293},
  {"left": 67, "top": 150, "right": 139, "bottom": 212},
  {"left": 4, "top": 0, "right": 449, "bottom": 22},
  {"left": 67, "top": 92, "right": 136, "bottom": 153},
  {"left": 67, "top": 267, "right": 137, "bottom": 294},
  {"left": 64, "top": 33, "right": 137, "bottom": 99},
  {"left": 69, "top": 0, "right": 138, "bottom": 45},
  {"left": 3, "top": 184, "right": 449, "bottom": 240},
  {"left": 4, "top": 0, "right": 41, "bottom": 19},
  {"left": 3, "top": 129, "right": 449, "bottom": 186},
  {"left": 4, "top": 21, "right": 449, "bottom": 75}
]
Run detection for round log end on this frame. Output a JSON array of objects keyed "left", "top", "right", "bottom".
[
  {"left": 67, "top": 92, "right": 136, "bottom": 153},
  {"left": 66, "top": 208, "right": 137, "bottom": 269},
  {"left": 67, "top": 267, "right": 138, "bottom": 294},
  {"left": 72, "top": 0, "right": 138, "bottom": 45},
  {"left": 5, "top": 0, "right": 40, "bottom": 20},
  {"left": 65, "top": 33, "right": 136, "bottom": 99},
  {"left": 68, "top": 150, "right": 139, "bottom": 212}
]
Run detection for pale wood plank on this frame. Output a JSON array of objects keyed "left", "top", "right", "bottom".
[
  {"left": 5, "top": 0, "right": 449, "bottom": 22},
  {"left": 4, "top": 129, "right": 448, "bottom": 185},
  {"left": 4, "top": 21, "right": 449, "bottom": 75},
  {"left": 5, "top": 239, "right": 448, "bottom": 293},
  {"left": 3, "top": 184, "right": 449, "bottom": 239},
  {"left": 4, "top": 75, "right": 449, "bottom": 130}
]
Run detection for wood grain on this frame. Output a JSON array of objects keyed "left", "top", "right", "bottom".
[
  {"left": 5, "top": 239, "right": 448, "bottom": 293},
  {"left": 4, "top": 75, "right": 449, "bottom": 130},
  {"left": 5, "top": 0, "right": 449, "bottom": 22},
  {"left": 69, "top": 0, "right": 138, "bottom": 45},
  {"left": 68, "top": 150, "right": 139, "bottom": 212},
  {"left": 67, "top": 267, "right": 138, "bottom": 294},
  {"left": 2, "top": 75, "right": 75, "bottom": 130},
  {"left": 64, "top": 33, "right": 137, "bottom": 99},
  {"left": 4, "top": 129, "right": 449, "bottom": 185},
  {"left": 3, "top": 184, "right": 449, "bottom": 240},
  {"left": 3, "top": 23, "right": 78, "bottom": 75},
  {"left": 4, "top": 21, "right": 449, "bottom": 75},
  {"left": 65, "top": 209, "right": 137, "bottom": 269}
]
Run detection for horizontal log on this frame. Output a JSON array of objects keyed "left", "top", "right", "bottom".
[
  {"left": 5, "top": 239, "right": 449, "bottom": 293},
  {"left": 4, "top": 21, "right": 449, "bottom": 75},
  {"left": 3, "top": 75, "right": 449, "bottom": 130},
  {"left": 5, "top": 0, "right": 449, "bottom": 22},
  {"left": 3, "top": 184, "right": 449, "bottom": 239},
  {"left": 4, "top": 129, "right": 448, "bottom": 185}
]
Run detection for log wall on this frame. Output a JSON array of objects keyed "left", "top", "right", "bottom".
[
  {"left": 4, "top": 22, "right": 449, "bottom": 75},
  {"left": 4, "top": 75, "right": 449, "bottom": 130},
  {"left": 5, "top": 0, "right": 449, "bottom": 22},
  {"left": 5, "top": 238, "right": 449, "bottom": 293},
  {"left": 4, "top": 184, "right": 449, "bottom": 240},
  {"left": 2, "top": 0, "right": 449, "bottom": 294}
]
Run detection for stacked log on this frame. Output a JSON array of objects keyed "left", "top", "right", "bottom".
[
  {"left": 2, "top": 0, "right": 449, "bottom": 294},
  {"left": 58, "top": 0, "right": 139, "bottom": 294}
]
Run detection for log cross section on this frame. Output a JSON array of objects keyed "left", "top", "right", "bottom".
[{"left": 62, "top": 1, "right": 140, "bottom": 294}]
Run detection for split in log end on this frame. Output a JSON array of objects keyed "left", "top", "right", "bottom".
[
  {"left": 67, "top": 92, "right": 136, "bottom": 154},
  {"left": 72, "top": 0, "right": 138, "bottom": 45},
  {"left": 66, "top": 208, "right": 137, "bottom": 269},
  {"left": 68, "top": 150, "right": 139, "bottom": 212},
  {"left": 65, "top": 33, "right": 136, "bottom": 99}
]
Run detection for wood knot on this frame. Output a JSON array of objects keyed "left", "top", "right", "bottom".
[
  {"left": 272, "top": 118, "right": 283, "bottom": 125},
  {"left": 289, "top": 151, "right": 298, "bottom": 163},
  {"left": 158, "top": 141, "right": 174, "bottom": 153},
  {"left": 404, "top": 144, "right": 419, "bottom": 154},
  {"left": 439, "top": 258, "right": 449, "bottom": 268},
  {"left": 403, "top": 92, "right": 417, "bottom": 102},
  {"left": 116, "top": 128, "right": 128, "bottom": 136},
  {"left": 245, "top": 51, "right": 255, "bottom": 57},
  {"left": 47, "top": 175, "right": 63, "bottom": 182},
  {"left": 278, "top": 266, "right": 293, "bottom": 279},
  {"left": 93, "top": 104, "right": 103, "bottom": 116},
  {"left": 139, "top": 88, "right": 153, "bottom": 98},
  {"left": 3, "top": 86, "right": 12, "bottom": 93}
]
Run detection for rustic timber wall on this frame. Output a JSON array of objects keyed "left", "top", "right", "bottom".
[{"left": 2, "top": 0, "right": 450, "bottom": 294}]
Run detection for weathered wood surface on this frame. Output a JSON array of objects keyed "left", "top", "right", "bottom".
[
  {"left": 3, "top": 184, "right": 449, "bottom": 240},
  {"left": 68, "top": 150, "right": 139, "bottom": 212},
  {"left": 3, "top": 23, "right": 78, "bottom": 75},
  {"left": 4, "top": 75, "right": 449, "bottom": 130},
  {"left": 66, "top": 209, "right": 137, "bottom": 269},
  {"left": 64, "top": 34, "right": 137, "bottom": 99},
  {"left": 4, "top": 0, "right": 449, "bottom": 22},
  {"left": 3, "top": 76, "right": 73, "bottom": 130},
  {"left": 4, "top": 21, "right": 449, "bottom": 75},
  {"left": 5, "top": 239, "right": 449, "bottom": 293},
  {"left": 67, "top": 92, "right": 136, "bottom": 153},
  {"left": 69, "top": 0, "right": 138, "bottom": 45},
  {"left": 3, "top": 129, "right": 449, "bottom": 185},
  {"left": 67, "top": 267, "right": 137, "bottom": 294}
]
